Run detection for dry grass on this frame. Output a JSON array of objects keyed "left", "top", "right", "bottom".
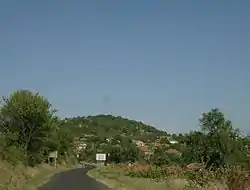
[
  {"left": 88, "top": 165, "right": 188, "bottom": 190},
  {"left": 0, "top": 160, "right": 71, "bottom": 190},
  {"left": 88, "top": 164, "right": 250, "bottom": 190}
]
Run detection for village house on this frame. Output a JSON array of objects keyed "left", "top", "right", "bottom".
[
  {"left": 164, "top": 148, "right": 181, "bottom": 156},
  {"left": 73, "top": 137, "right": 87, "bottom": 153},
  {"left": 135, "top": 140, "right": 145, "bottom": 147},
  {"left": 169, "top": 140, "right": 178, "bottom": 144}
]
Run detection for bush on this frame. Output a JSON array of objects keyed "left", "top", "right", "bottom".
[{"left": 119, "top": 163, "right": 250, "bottom": 189}]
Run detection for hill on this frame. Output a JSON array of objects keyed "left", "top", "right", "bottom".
[{"left": 62, "top": 114, "right": 168, "bottom": 142}]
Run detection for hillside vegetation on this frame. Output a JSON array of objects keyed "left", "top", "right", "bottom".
[
  {"left": 65, "top": 114, "right": 167, "bottom": 139},
  {"left": 60, "top": 115, "right": 170, "bottom": 163}
]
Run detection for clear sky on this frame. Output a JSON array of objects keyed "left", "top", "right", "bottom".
[{"left": 0, "top": 0, "right": 249, "bottom": 133}]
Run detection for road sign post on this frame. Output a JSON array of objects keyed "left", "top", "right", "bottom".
[
  {"left": 96, "top": 153, "right": 106, "bottom": 165},
  {"left": 48, "top": 151, "right": 58, "bottom": 167}
]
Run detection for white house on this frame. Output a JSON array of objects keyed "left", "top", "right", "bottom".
[{"left": 169, "top": 140, "right": 178, "bottom": 144}]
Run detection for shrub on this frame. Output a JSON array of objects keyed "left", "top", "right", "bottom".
[{"left": 118, "top": 163, "right": 250, "bottom": 189}]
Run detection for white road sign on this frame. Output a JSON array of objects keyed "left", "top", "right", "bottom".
[{"left": 96, "top": 153, "right": 106, "bottom": 161}]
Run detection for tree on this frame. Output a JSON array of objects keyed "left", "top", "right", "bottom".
[
  {"left": 182, "top": 131, "right": 207, "bottom": 163},
  {"left": 0, "top": 90, "right": 56, "bottom": 165},
  {"left": 183, "top": 108, "right": 248, "bottom": 168},
  {"left": 46, "top": 118, "right": 74, "bottom": 159}
]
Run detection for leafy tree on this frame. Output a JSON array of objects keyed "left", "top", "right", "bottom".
[
  {"left": 183, "top": 108, "right": 248, "bottom": 169},
  {"left": 0, "top": 90, "right": 56, "bottom": 165},
  {"left": 46, "top": 120, "right": 74, "bottom": 159}
]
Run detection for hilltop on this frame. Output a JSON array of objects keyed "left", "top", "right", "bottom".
[{"left": 62, "top": 114, "right": 169, "bottom": 142}]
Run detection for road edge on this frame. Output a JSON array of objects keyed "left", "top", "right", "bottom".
[{"left": 87, "top": 166, "right": 114, "bottom": 189}]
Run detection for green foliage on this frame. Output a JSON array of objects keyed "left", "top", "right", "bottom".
[
  {"left": 121, "top": 107, "right": 250, "bottom": 189},
  {"left": 63, "top": 114, "right": 167, "bottom": 140},
  {"left": 59, "top": 114, "right": 169, "bottom": 163},
  {"left": 182, "top": 108, "right": 249, "bottom": 169},
  {"left": 0, "top": 90, "right": 74, "bottom": 166},
  {"left": 108, "top": 143, "right": 139, "bottom": 163}
]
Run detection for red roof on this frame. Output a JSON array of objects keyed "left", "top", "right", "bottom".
[
  {"left": 164, "top": 149, "right": 181, "bottom": 155},
  {"left": 139, "top": 146, "right": 149, "bottom": 152}
]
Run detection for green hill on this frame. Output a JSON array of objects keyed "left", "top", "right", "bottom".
[{"left": 62, "top": 114, "right": 168, "bottom": 142}]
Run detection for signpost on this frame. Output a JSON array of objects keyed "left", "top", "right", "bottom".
[
  {"left": 48, "top": 151, "right": 58, "bottom": 167},
  {"left": 96, "top": 153, "right": 106, "bottom": 165},
  {"left": 96, "top": 153, "right": 106, "bottom": 161}
]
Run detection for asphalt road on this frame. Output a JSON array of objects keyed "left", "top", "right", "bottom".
[{"left": 39, "top": 166, "right": 110, "bottom": 190}]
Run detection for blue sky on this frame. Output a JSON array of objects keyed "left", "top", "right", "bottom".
[{"left": 0, "top": 0, "right": 249, "bottom": 133}]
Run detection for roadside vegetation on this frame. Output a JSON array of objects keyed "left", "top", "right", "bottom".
[
  {"left": 88, "top": 109, "right": 250, "bottom": 190},
  {"left": 0, "top": 90, "right": 77, "bottom": 189},
  {"left": 1, "top": 89, "right": 250, "bottom": 189}
]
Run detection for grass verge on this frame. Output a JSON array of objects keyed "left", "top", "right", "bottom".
[
  {"left": 0, "top": 161, "right": 73, "bottom": 190},
  {"left": 87, "top": 165, "right": 188, "bottom": 190},
  {"left": 88, "top": 164, "right": 250, "bottom": 190}
]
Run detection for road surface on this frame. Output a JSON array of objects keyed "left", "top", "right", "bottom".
[{"left": 39, "top": 166, "right": 110, "bottom": 190}]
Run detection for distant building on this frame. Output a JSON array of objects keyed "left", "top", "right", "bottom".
[
  {"left": 73, "top": 137, "right": 87, "bottom": 153},
  {"left": 139, "top": 146, "right": 149, "bottom": 153},
  {"left": 165, "top": 148, "right": 181, "bottom": 156},
  {"left": 139, "top": 146, "right": 153, "bottom": 160},
  {"left": 135, "top": 140, "right": 145, "bottom": 147},
  {"left": 169, "top": 140, "right": 178, "bottom": 144}
]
